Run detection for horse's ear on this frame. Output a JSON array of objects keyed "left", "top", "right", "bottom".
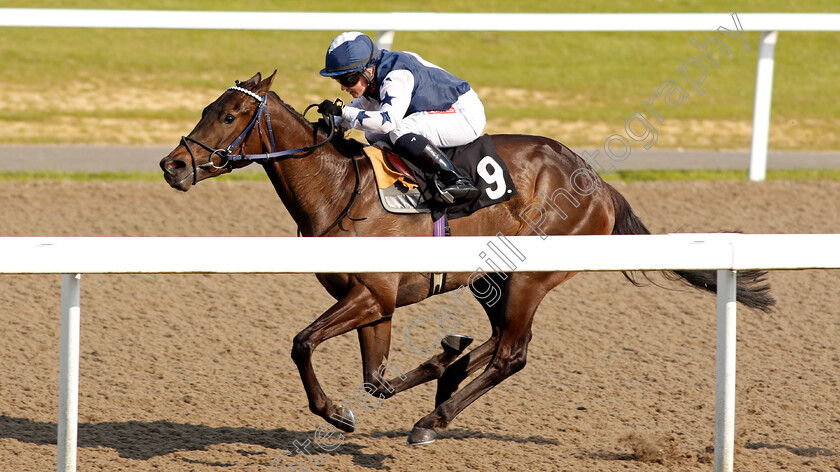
[
  {"left": 256, "top": 70, "right": 277, "bottom": 95},
  {"left": 242, "top": 72, "right": 262, "bottom": 87}
]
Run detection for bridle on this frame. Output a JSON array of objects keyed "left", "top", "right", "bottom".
[
  {"left": 180, "top": 85, "right": 338, "bottom": 185},
  {"left": 180, "top": 85, "right": 363, "bottom": 236}
]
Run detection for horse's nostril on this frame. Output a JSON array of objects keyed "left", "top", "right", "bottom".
[{"left": 165, "top": 159, "right": 186, "bottom": 171}]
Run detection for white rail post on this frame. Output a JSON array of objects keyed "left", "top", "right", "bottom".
[
  {"left": 58, "top": 274, "right": 81, "bottom": 472},
  {"left": 714, "top": 269, "right": 737, "bottom": 472},
  {"left": 375, "top": 30, "right": 395, "bottom": 51},
  {"left": 749, "top": 31, "right": 779, "bottom": 182}
]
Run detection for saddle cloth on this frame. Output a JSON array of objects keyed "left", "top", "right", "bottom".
[
  {"left": 362, "top": 134, "right": 517, "bottom": 220},
  {"left": 363, "top": 144, "right": 428, "bottom": 214}
]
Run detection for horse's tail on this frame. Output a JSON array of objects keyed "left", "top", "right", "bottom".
[{"left": 606, "top": 183, "right": 776, "bottom": 313}]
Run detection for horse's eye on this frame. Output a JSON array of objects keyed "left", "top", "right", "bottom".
[{"left": 224, "top": 114, "right": 235, "bottom": 124}]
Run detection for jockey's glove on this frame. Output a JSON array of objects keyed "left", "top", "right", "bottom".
[{"left": 317, "top": 99, "right": 343, "bottom": 117}]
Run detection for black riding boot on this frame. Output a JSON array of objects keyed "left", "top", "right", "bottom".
[{"left": 395, "top": 134, "right": 480, "bottom": 204}]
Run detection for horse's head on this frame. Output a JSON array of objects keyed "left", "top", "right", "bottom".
[{"left": 160, "top": 71, "right": 276, "bottom": 191}]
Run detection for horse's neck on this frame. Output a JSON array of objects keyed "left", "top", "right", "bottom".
[{"left": 263, "top": 98, "right": 355, "bottom": 236}]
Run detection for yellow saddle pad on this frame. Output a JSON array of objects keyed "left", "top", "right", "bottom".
[{"left": 362, "top": 145, "right": 418, "bottom": 190}]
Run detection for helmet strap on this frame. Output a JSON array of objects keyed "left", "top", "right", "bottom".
[{"left": 362, "top": 66, "right": 376, "bottom": 91}]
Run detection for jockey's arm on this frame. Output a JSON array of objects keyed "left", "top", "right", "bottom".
[{"left": 340, "top": 70, "right": 413, "bottom": 135}]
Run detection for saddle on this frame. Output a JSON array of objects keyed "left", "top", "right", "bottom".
[
  {"left": 362, "top": 135, "right": 517, "bottom": 221},
  {"left": 363, "top": 143, "right": 427, "bottom": 213}
]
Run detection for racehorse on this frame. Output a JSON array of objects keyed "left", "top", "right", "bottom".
[{"left": 160, "top": 72, "right": 774, "bottom": 445}]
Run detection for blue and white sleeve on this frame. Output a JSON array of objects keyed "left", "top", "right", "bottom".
[{"left": 340, "top": 70, "right": 414, "bottom": 135}]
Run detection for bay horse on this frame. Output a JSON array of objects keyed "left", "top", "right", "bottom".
[{"left": 160, "top": 72, "right": 774, "bottom": 445}]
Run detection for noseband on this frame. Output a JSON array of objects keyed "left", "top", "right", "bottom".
[{"left": 180, "top": 86, "right": 337, "bottom": 185}]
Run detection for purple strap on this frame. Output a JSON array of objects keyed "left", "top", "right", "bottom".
[{"left": 433, "top": 214, "right": 448, "bottom": 237}]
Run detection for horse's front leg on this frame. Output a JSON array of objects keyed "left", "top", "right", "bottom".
[
  {"left": 291, "top": 281, "right": 393, "bottom": 432},
  {"left": 357, "top": 320, "right": 392, "bottom": 387}
]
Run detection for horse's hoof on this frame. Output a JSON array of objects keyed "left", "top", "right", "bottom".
[
  {"left": 329, "top": 406, "right": 357, "bottom": 433},
  {"left": 441, "top": 334, "right": 473, "bottom": 354},
  {"left": 406, "top": 426, "right": 437, "bottom": 445}
]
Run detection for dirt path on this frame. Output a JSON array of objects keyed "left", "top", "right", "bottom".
[
  {"left": 1, "top": 180, "right": 838, "bottom": 471},
  {"left": 2, "top": 145, "right": 840, "bottom": 172}
]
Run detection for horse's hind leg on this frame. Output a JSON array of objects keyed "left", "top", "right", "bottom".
[
  {"left": 371, "top": 273, "right": 505, "bottom": 399},
  {"left": 434, "top": 284, "right": 505, "bottom": 406},
  {"left": 357, "top": 319, "right": 468, "bottom": 399},
  {"left": 371, "top": 332, "right": 474, "bottom": 399},
  {"left": 407, "top": 271, "right": 574, "bottom": 445},
  {"left": 434, "top": 333, "right": 498, "bottom": 407}
]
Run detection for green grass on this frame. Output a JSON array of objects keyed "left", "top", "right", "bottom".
[
  {"left": 4, "top": 0, "right": 839, "bottom": 12},
  {"left": 3, "top": 168, "right": 839, "bottom": 183},
  {"left": 605, "top": 168, "right": 840, "bottom": 182},
  {"left": 0, "top": 1, "right": 838, "bottom": 149}
]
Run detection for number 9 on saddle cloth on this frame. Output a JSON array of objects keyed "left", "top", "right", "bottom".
[{"left": 365, "top": 135, "right": 517, "bottom": 221}]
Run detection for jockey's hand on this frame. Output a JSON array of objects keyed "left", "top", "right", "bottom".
[{"left": 317, "top": 99, "right": 343, "bottom": 117}]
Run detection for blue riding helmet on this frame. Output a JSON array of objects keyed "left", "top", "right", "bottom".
[{"left": 320, "top": 32, "right": 379, "bottom": 77}]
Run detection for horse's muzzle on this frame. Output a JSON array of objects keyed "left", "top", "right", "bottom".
[{"left": 160, "top": 153, "right": 193, "bottom": 192}]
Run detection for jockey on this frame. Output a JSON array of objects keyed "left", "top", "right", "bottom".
[{"left": 319, "top": 31, "right": 484, "bottom": 204}]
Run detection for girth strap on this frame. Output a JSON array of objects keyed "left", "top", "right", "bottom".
[{"left": 429, "top": 213, "right": 450, "bottom": 296}]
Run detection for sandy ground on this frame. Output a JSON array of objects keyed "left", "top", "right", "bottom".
[
  {"left": 0, "top": 179, "right": 838, "bottom": 471},
  {"left": 4, "top": 146, "right": 840, "bottom": 173}
]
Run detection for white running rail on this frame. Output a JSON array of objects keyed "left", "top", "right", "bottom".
[{"left": 2, "top": 234, "right": 840, "bottom": 472}]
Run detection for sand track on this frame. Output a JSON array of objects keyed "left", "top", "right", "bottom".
[{"left": 1, "top": 179, "right": 838, "bottom": 471}]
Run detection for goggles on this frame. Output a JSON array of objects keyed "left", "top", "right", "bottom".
[{"left": 335, "top": 72, "right": 362, "bottom": 88}]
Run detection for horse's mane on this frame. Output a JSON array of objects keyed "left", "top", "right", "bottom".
[{"left": 267, "top": 91, "right": 367, "bottom": 158}]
